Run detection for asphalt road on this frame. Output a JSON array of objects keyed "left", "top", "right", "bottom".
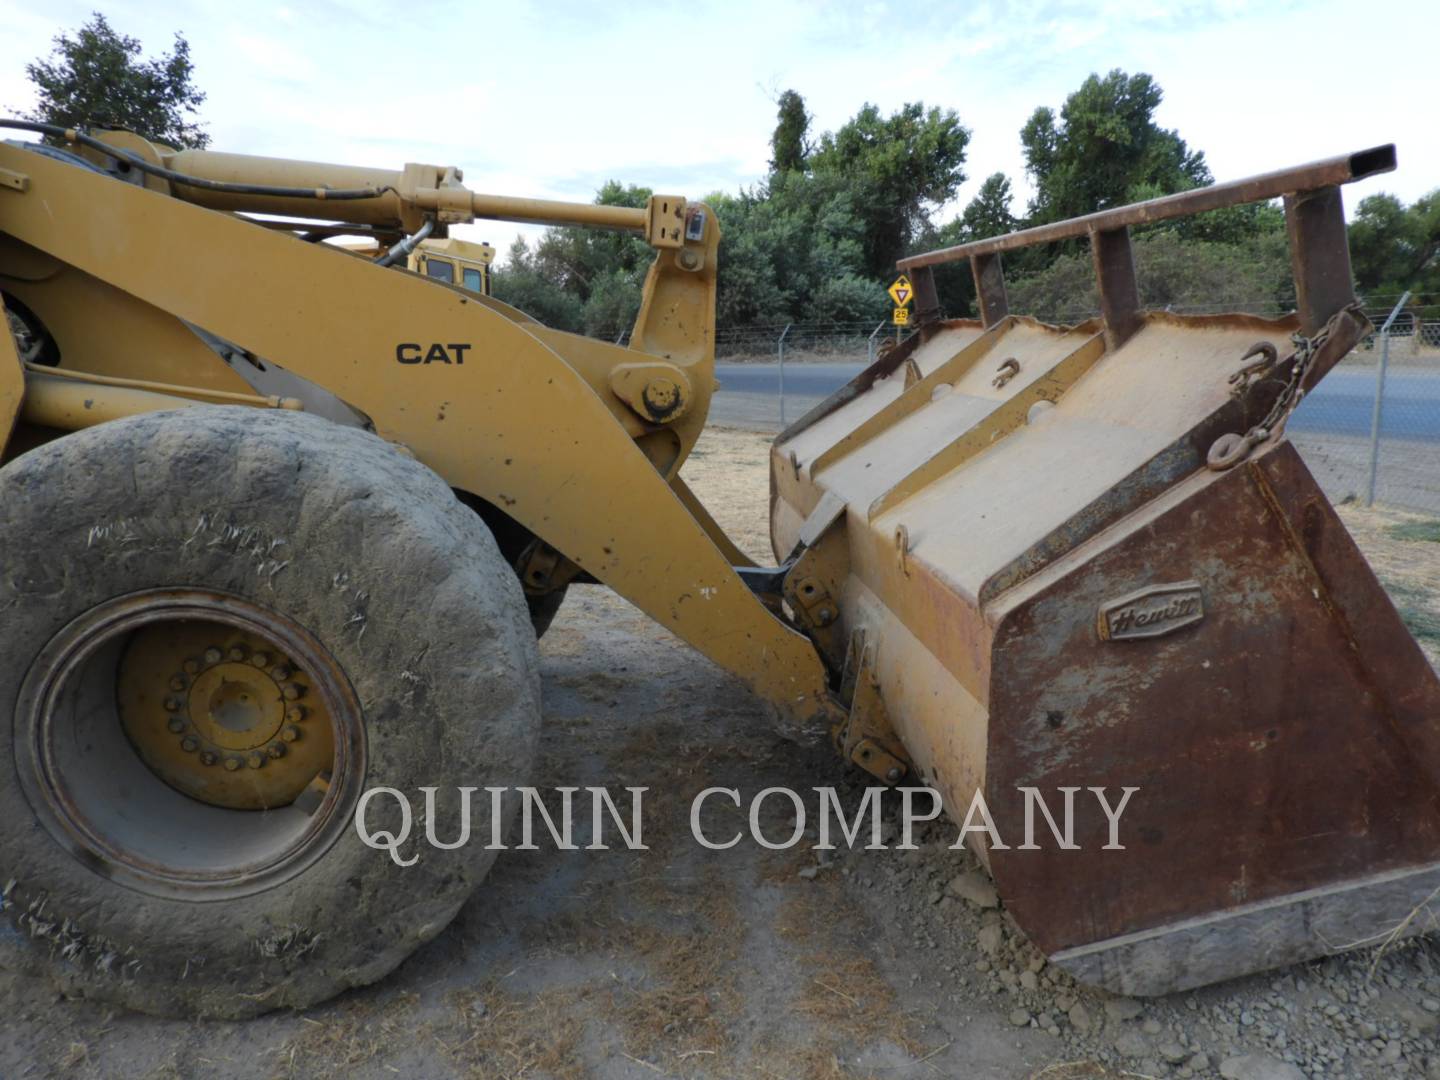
[{"left": 713, "top": 362, "right": 1440, "bottom": 442}]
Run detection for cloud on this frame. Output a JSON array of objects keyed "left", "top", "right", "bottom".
[{"left": 0, "top": 0, "right": 1433, "bottom": 265}]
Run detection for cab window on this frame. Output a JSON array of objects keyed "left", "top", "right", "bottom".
[
  {"left": 425, "top": 260, "right": 454, "bottom": 284},
  {"left": 462, "top": 268, "right": 483, "bottom": 292}
]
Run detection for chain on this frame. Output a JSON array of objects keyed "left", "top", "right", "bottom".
[{"left": 1207, "top": 306, "right": 1353, "bottom": 472}]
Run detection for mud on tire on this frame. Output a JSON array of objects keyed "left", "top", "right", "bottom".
[{"left": 0, "top": 408, "right": 540, "bottom": 1018}]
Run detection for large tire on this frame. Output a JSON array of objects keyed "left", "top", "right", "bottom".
[{"left": 0, "top": 407, "right": 539, "bottom": 1018}]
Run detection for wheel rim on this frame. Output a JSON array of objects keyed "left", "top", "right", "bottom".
[
  {"left": 15, "top": 589, "right": 366, "bottom": 900},
  {"left": 117, "top": 622, "right": 337, "bottom": 810}
]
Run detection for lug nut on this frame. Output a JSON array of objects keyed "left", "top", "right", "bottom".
[
  {"left": 227, "top": 645, "right": 248, "bottom": 662},
  {"left": 199, "top": 751, "right": 217, "bottom": 766},
  {"left": 283, "top": 682, "right": 305, "bottom": 701},
  {"left": 282, "top": 724, "right": 302, "bottom": 743},
  {"left": 286, "top": 705, "right": 307, "bottom": 724},
  {"left": 181, "top": 736, "right": 199, "bottom": 753},
  {"left": 270, "top": 664, "right": 292, "bottom": 681},
  {"left": 247, "top": 751, "right": 265, "bottom": 769},
  {"left": 169, "top": 675, "right": 188, "bottom": 691},
  {"left": 224, "top": 756, "right": 242, "bottom": 771},
  {"left": 204, "top": 647, "right": 223, "bottom": 665},
  {"left": 164, "top": 695, "right": 183, "bottom": 712},
  {"left": 250, "top": 652, "right": 271, "bottom": 669},
  {"left": 183, "top": 658, "right": 200, "bottom": 675},
  {"left": 267, "top": 743, "right": 286, "bottom": 760},
  {"left": 167, "top": 717, "right": 186, "bottom": 734}
]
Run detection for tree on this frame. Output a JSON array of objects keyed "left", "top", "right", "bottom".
[
  {"left": 809, "top": 102, "right": 970, "bottom": 278},
  {"left": 491, "top": 237, "right": 585, "bottom": 333},
  {"left": 1020, "top": 70, "right": 1207, "bottom": 225},
  {"left": 770, "top": 89, "right": 811, "bottom": 174},
  {"left": 23, "top": 13, "right": 209, "bottom": 148},
  {"left": 1348, "top": 190, "right": 1440, "bottom": 303},
  {"left": 960, "top": 173, "right": 1017, "bottom": 241},
  {"left": 495, "top": 99, "right": 969, "bottom": 331}
]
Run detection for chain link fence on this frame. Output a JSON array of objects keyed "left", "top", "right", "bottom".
[
  {"left": 695, "top": 297, "right": 1440, "bottom": 516},
  {"left": 1290, "top": 295, "right": 1440, "bottom": 515}
]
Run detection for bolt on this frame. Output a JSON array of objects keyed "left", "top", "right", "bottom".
[
  {"left": 204, "top": 647, "right": 223, "bottom": 665},
  {"left": 224, "top": 756, "right": 242, "bottom": 771},
  {"left": 227, "top": 645, "right": 248, "bottom": 662},
  {"left": 247, "top": 751, "right": 265, "bottom": 769},
  {"left": 267, "top": 743, "right": 286, "bottom": 760},
  {"left": 169, "top": 675, "right": 187, "bottom": 692},
  {"left": 678, "top": 249, "right": 700, "bottom": 270},
  {"left": 886, "top": 766, "right": 903, "bottom": 783},
  {"left": 182, "top": 658, "right": 200, "bottom": 675},
  {"left": 250, "top": 652, "right": 271, "bottom": 669},
  {"left": 286, "top": 705, "right": 307, "bottom": 725},
  {"left": 181, "top": 736, "right": 199, "bottom": 753},
  {"left": 282, "top": 724, "right": 302, "bottom": 743},
  {"left": 199, "top": 751, "right": 217, "bottom": 766},
  {"left": 270, "top": 664, "right": 292, "bottom": 682},
  {"left": 167, "top": 717, "right": 186, "bottom": 734},
  {"left": 164, "top": 696, "right": 183, "bottom": 713},
  {"left": 283, "top": 682, "right": 305, "bottom": 701}
]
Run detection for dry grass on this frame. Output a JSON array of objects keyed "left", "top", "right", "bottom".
[
  {"left": 441, "top": 984, "right": 586, "bottom": 1080},
  {"left": 266, "top": 991, "right": 425, "bottom": 1079},
  {"left": 793, "top": 953, "right": 922, "bottom": 1054},
  {"left": 679, "top": 427, "right": 775, "bottom": 562},
  {"left": 601, "top": 878, "right": 743, "bottom": 1065},
  {"left": 764, "top": 885, "right": 927, "bottom": 1077},
  {"left": 1337, "top": 504, "right": 1440, "bottom": 667}
]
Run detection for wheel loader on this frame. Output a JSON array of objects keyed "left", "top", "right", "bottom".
[{"left": 0, "top": 120, "right": 1435, "bottom": 1018}]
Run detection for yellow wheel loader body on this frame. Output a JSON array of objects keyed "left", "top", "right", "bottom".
[{"left": 0, "top": 124, "right": 1433, "bottom": 1003}]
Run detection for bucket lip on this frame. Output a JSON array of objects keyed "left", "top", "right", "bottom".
[{"left": 1047, "top": 857, "right": 1440, "bottom": 997}]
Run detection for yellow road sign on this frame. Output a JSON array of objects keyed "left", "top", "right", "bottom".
[
  {"left": 893, "top": 306, "right": 910, "bottom": 326},
  {"left": 887, "top": 274, "right": 914, "bottom": 307}
]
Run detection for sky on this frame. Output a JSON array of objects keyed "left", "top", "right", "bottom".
[{"left": 1, "top": 0, "right": 1436, "bottom": 264}]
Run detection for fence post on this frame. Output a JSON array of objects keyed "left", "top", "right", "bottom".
[
  {"left": 778, "top": 323, "right": 792, "bottom": 428},
  {"left": 867, "top": 320, "right": 886, "bottom": 365},
  {"left": 1365, "top": 291, "right": 1411, "bottom": 507}
]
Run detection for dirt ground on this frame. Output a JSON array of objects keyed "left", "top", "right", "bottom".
[{"left": 2, "top": 428, "right": 1440, "bottom": 1079}]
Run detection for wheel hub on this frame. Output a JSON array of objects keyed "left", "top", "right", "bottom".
[{"left": 118, "top": 623, "right": 337, "bottom": 809}]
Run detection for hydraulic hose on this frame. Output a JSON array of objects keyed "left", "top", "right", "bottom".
[{"left": 374, "top": 218, "right": 435, "bottom": 266}]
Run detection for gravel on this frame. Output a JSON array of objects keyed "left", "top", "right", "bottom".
[{"left": 838, "top": 804, "right": 1440, "bottom": 1079}]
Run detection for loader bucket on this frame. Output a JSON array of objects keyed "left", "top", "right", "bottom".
[{"left": 770, "top": 146, "right": 1440, "bottom": 995}]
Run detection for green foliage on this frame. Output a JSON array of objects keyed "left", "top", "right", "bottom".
[
  {"left": 1021, "top": 70, "right": 1207, "bottom": 225},
  {"left": 960, "top": 173, "right": 1017, "bottom": 241},
  {"left": 498, "top": 94, "right": 967, "bottom": 332},
  {"left": 492, "top": 72, "right": 1325, "bottom": 335},
  {"left": 492, "top": 181, "right": 654, "bottom": 335},
  {"left": 22, "top": 13, "right": 208, "bottom": 148},
  {"left": 492, "top": 238, "right": 585, "bottom": 333},
  {"left": 807, "top": 273, "right": 891, "bottom": 324},
  {"left": 1007, "top": 229, "right": 1293, "bottom": 321},
  {"left": 1348, "top": 190, "right": 1440, "bottom": 303},
  {"left": 993, "top": 69, "right": 1288, "bottom": 315},
  {"left": 809, "top": 101, "right": 970, "bottom": 279},
  {"left": 770, "top": 89, "right": 810, "bottom": 174}
]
